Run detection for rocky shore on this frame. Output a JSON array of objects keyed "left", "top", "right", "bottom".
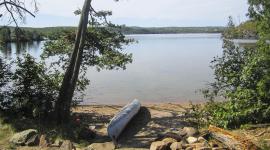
[{"left": 4, "top": 103, "right": 270, "bottom": 150}]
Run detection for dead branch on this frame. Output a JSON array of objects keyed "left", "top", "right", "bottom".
[
  {"left": 0, "top": 0, "right": 36, "bottom": 26},
  {"left": 208, "top": 125, "right": 258, "bottom": 150}
]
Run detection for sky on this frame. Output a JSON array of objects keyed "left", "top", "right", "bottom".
[{"left": 1, "top": 0, "right": 250, "bottom": 27}]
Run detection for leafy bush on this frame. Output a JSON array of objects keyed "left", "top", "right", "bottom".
[
  {"left": 11, "top": 54, "right": 61, "bottom": 119},
  {"left": 0, "top": 54, "right": 61, "bottom": 120},
  {"left": 203, "top": 3, "right": 270, "bottom": 128},
  {"left": 0, "top": 58, "right": 12, "bottom": 110}
]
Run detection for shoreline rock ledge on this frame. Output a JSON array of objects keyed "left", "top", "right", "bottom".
[{"left": 9, "top": 129, "right": 38, "bottom": 146}]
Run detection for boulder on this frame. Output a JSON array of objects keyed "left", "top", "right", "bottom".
[
  {"left": 198, "top": 137, "right": 207, "bottom": 143},
  {"left": 186, "top": 147, "right": 193, "bottom": 150},
  {"left": 78, "top": 126, "right": 96, "bottom": 140},
  {"left": 170, "top": 142, "right": 183, "bottom": 150},
  {"left": 25, "top": 134, "right": 39, "bottom": 146},
  {"left": 157, "top": 132, "right": 183, "bottom": 141},
  {"left": 51, "top": 139, "right": 63, "bottom": 147},
  {"left": 212, "top": 148, "right": 228, "bottom": 150},
  {"left": 183, "top": 127, "right": 199, "bottom": 137},
  {"left": 178, "top": 129, "right": 187, "bottom": 137},
  {"left": 209, "top": 141, "right": 219, "bottom": 148},
  {"left": 60, "top": 140, "right": 74, "bottom": 150},
  {"left": 186, "top": 142, "right": 209, "bottom": 149},
  {"left": 9, "top": 129, "right": 38, "bottom": 145},
  {"left": 186, "top": 136, "right": 198, "bottom": 144},
  {"left": 195, "top": 147, "right": 212, "bottom": 150},
  {"left": 87, "top": 142, "right": 115, "bottom": 150},
  {"left": 150, "top": 141, "right": 167, "bottom": 150},
  {"left": 162, "top": 137, "right": 177, "bottom": 145},
  {"left": 39, "top": 134, "right": 49, "bottom": 147}
]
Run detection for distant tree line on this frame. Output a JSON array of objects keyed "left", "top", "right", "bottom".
[
  {"left": 0, "top": 26, "right": 227, "bottom": 44},
  {"left": 0, "top": 26, "right": 43, "bottom": 43}
]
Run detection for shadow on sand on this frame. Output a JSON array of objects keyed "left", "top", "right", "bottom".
[{"left": 118, "top": 106, "right": 151, "bottom": 147}]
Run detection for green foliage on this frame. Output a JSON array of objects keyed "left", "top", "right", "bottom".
[
  {"left": 223, "top": 17, "right": 258, "bottom": 39},
  {"left": 0, "top": 27, "right": 11, "bottom": 44},
  {"left": 0, "top": 26, "right": 226, "bottom": 43},
  {"left": 0, "top": 58, "right": 12, "bottom": 110},
  {"left": 42, "top": 20, "right": 134, "bottom": 103},
  {"left": 11, "top": 28, "right": 43, "bottom": 42},
  {"left": 203, "top": 1, "right": 270, "bottom": 129},
  {"left": 10, "top": 54, "right": 61, "bottom": 118},
  {"left": 0, "top": 54, "right": 62, "bottom": 120},
  {"left": 116, "top": 26, "right": 225, "bottom": 34},
  {"left": 0, "top": 27, "right": 44, "bottom": 43},
  {"left": 184, "top": 102, "right": 206, "bottom": 128}
]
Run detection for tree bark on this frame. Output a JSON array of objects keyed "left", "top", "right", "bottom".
[
  {"left": 54, "top": 0, "right": 91, "bottom": 124},
  {"left": 208, "top": 125, "right": 258, "bottom": 150}
]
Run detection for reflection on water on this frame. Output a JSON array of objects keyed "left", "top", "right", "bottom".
[
  {"left": 0, "top": 41, "right": 44, "bottom": 59},
  {"left": 0, "top": 34, "right": 223, "bottom": 104}
]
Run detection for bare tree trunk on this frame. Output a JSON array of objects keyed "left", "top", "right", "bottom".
[{"left": 55, "top": 0, "right": 91, "bottom": 124}]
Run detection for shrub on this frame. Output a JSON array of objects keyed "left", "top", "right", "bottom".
[{"left": 0, "top": 54, "right": 62, "bottom": 120}]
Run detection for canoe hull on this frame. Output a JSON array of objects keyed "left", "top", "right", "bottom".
[{"left": 107, "top": 99, "right": 141, "bottom": 141}]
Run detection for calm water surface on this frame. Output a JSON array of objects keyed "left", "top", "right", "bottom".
[{"left": 0, "top": 34, "right": 223, "bottom": 104}]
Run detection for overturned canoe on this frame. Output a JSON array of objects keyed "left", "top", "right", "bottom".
[{"left": 107, "top": 99, "right": 141, "bottom": 142}]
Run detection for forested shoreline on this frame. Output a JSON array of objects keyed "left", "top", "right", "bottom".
[
  {"left": 0, "top": 26, "right": 226, "bottom": 43},
  {"left": 1, "top": 22, "right": 262, "bottom": 44}
]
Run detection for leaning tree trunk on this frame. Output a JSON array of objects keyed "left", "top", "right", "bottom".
[{"left": 54, "top": 0, "right": 91, "bottom": 124}]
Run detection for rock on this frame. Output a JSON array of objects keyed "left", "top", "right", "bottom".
[
  {"left": 150, "top": 138, "right": 176, "bottom": 150},
  {"left": 78, "top": 126, "right": 96, "bottom": 140},
  {"left": 162, "top": 137, "right": 177, "bottom": 145},
  {"left": 186, "top": 142, "right": 209, "bottom": 149},
  {"left": 178, "top": 129, "right": 187, "bottom": 137},
  {"left": 200, "top": 130, "right": 210, "bottom": 139},
  {"left": 183, "top": 127, "right": 199, "bottom": 137},
  {"left": 150, "top": 141, "right": 167, "bottom": 150},
  {"left": 9, "top": 129, "right": 38, "bottom": 145},
  {"left": 209, "top": 142, "right": 219, "bottom": 148},
  {"left": 198, "top": 137, "right": 207, "bottom": 142},
  {"left": 186, "top": 136, "right": 198, "bottom": 144},
  {"left": 87, "top": 142, "right": 115, "bottom": 150},
  {"left": 89, "top": 125, "right": 96, "bottom": 130},
  {"left": 194, "top": 147, "right": 212, "bottom": 150},
  {"left": 60, "top": 140, "right": 74, "bottom": 150},
  {"left": 186, "top": 147, "right": 193, "bottom": 150},
  {"left": 25, "top": 134, "right": 39, "bottom": 146},
  {"left": 51, "top": 139, "right": 63, "bottom": 147},
  {"left": 170, "top": 142, "right": 183, "bottom": 150},
  {"left": 39, "top": 134, "right": 49, "bottom": 147},
  {"left": 157, "top": 132, "right": 183, "bottom": 141}
]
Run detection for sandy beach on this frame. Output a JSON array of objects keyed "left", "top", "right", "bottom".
[{"left": 72, "top": 103, "right": 195, "bottom": 148}]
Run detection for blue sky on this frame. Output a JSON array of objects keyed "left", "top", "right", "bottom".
[{"left": 1, "top": 0, "right": 249, "bottom": 27}]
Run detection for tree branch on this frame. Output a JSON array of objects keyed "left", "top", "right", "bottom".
[{"left": 0, "top": 1, "right": 35, "bottom": 17}]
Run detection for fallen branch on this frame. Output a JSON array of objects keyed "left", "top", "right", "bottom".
[
  {"left": 208, "top": 125, "right": 258, "bottom": 150},
  {"left": 255, "top": 130, "right": 266, "bottom": 137}
]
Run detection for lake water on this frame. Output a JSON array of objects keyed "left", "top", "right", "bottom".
[{"left": 0, "top": 33, "right": 223, "bottom": 104}]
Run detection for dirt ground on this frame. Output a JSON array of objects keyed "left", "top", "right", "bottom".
[
  {"left": 72, "top": 103, "right": 270, "bottom": 149},
  {"left": 11, "top": 103, "right": 270, "bottom": 149},
  {"left": 72, "top": 103, "right": 193, "bottom": 148}
]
